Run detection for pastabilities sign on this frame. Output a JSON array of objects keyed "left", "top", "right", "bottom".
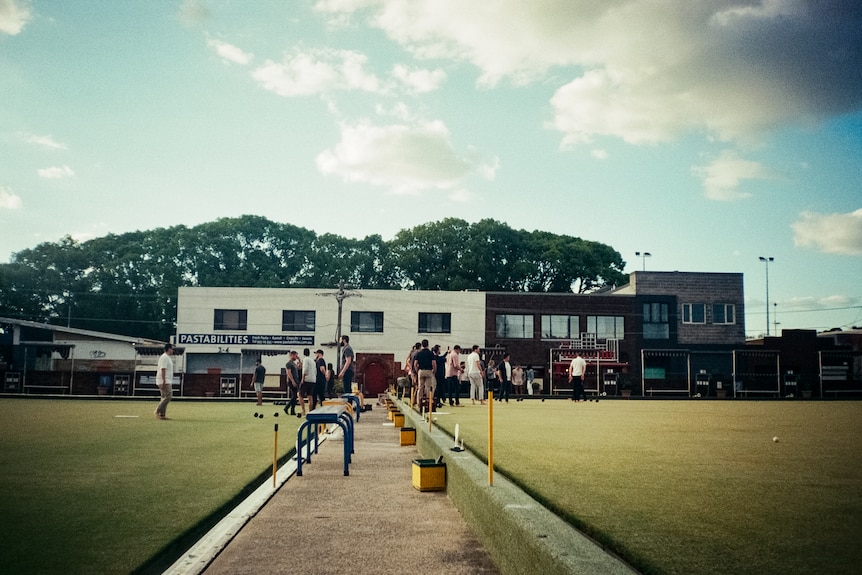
[{"left": 178, "top": 334, "right": 314, "bottom": 346}]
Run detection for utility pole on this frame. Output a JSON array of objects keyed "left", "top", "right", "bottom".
[{"left": 318, "top": 280, "right": 361, "bottom": 372}]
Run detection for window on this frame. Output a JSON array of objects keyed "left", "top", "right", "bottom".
[
  {"left": 496, "top": 314, "right": 534, "bottom": 339},
  {"left": 713, "top": 303, "right": 735, "bottom": 325},
  {"left": 682, "top": 303, "right": 706, "bottom": 324},
  {"left": 351, "top": 311, "right": 384, "bottom": 333},
  {"left": 418, "top": 312, "right": 451, "bottom": 334},
  {"left": 643, "top": 303, "right": 669, "bottom": 339},
  {"left": 282, "top": 310, "right": 315, "bottom": 332},
  {"left": 541, "top": 315, "right": 579, "bottom": 339},
  {"left": 214, "top": 309, "right": 247, "bottom": 331},
  {"left": 586, "top": 316, "right": 625, "bottom": 339}
]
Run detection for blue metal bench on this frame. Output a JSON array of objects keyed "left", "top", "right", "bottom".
[
  {"left": 341, "top": 393, "right": 362, "bottom": 421},
  {"left": 296, "top": 404, "right": 354, "bottom": 477}
]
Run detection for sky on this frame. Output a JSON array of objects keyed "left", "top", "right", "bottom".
[{"left": 1, "top": 0, "right": 860, "bottom": 337}]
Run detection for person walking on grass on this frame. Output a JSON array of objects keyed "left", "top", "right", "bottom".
[
  {"left": 569, "top": 351, "right": 587, "bottom": 402},
  {"left": 253, "top": 359, "right": 266, "bottom": 406},
  {"left": 155, "top": 343, "right": 174, "bottom": 420},
  {"left": 338, "top": 335, "right": 355, "bottom": 394}
]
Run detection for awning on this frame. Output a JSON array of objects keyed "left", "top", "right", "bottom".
[
  {"left": 241, "top": 348, "right": 290, "bottom": 357},
  {"left": 135, "top": 345, "right": 185, "bottom": 356},
  {"left": 642, "top": 350, "right": 690, "bottom": 358}
]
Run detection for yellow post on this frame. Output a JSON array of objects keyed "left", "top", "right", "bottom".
[
  {"left": 272, "top": 423, "right": 279, "bottom": 488},
  {"left": 488, "top": 390, "right": 494, "bottom": 486}
]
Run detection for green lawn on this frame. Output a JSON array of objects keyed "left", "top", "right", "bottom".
[
  {"left": 4, "top": 398, "right": 860, "bottom": 575},
  {"left": 0, "top": 399, "right": 300, "bottom": 574},
  {"left": 433, "top": 399, "right": 862, "bottom": 575}
]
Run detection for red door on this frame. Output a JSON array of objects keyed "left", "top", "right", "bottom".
[{"left": 364, "top": 362, "right": 386, "bottom": 395}]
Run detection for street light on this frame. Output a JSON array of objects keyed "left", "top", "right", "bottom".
[
  {"left": 635, "top": 251, "right": 652, "bottom": 272},
  {"left": 759, "top": 256, "right": 774, "bottom": 336}
]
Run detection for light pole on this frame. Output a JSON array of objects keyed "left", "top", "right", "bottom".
[
  {"left": 635, "top": 251, "right": 652, "bottom": 272},
  {"left": 759, "top": 256, "right": 774, "bottom": 336}
]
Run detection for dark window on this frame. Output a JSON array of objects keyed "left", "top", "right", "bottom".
[
  {"left": 587, "top": 316, "right": 625, "bottom": 339},
  {"left": 282, "top": 310, "right": 315, "bottom": 332},
  {"left": 214, "top": 309, "right": 247, "bottom": 331},
  {"left": 683, "top": 303, "right": 706, "bottom": 324},
  {"left": 643, "top": 303, "right": 669, "bottom": 339},
  {"left": 351, "top": 311, "right": 384, "bottom": 333},
  {"left": 541, "top": 315, "right": 579, "bottom": 339},
  {"left": 496, "top": 314, "right": 534, "bottom": 338},
  {"left": 713, "top": 304, "right": 735, "bottom": 325},
  {"left": 418, "top": 312, "right": 451, "bottom": 334}
]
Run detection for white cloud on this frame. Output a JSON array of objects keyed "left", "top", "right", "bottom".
[
  {"left": 691, "top": 152, "right": 769, "bottom": 201},
  {"left": 0, "top": 0, "right": 30, "bottom": 35},
  {"left": 207, "top": 39, "right": 254, "bottom": 65},
  {"left": 0, "top": 186, "right": 22, "bottom": 209},
  {"left": 252, "top": 48, "right": 382, "bottom": 97},
  {"left": 19, "top": 133, "right": 68, "bottom": 150},
  {"left": 591, "top": 149, "right": 608, "bottom": 160},
  {"left": 391, "top": 64, "right": 446, "bottom": 93},
  {"left": 316, "top": 120, "right": 487, "bottom": 194},
  {"left": 38, "top": 165, "right": 75, "bottom": 179},
  {"left": 316, "top": 1, "right": 862, "bottom": 145},
  {"left": 791, "top": 209, "right": 862, "bottom": 256}
]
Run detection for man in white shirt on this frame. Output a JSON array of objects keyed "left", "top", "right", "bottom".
[
  {"left": 569, "top": 351, "right": 587, "bottom": 402},
  {"left": 299, "top": 348, "right": 317, "bottom": 417},
  {"left": 466, "top": 345, "right": 485, "bottom": 405},
  {"left": 155, "top": 343, "right": 174, "bottom": 420}
]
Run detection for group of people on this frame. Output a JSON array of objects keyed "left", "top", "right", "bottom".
[
  {"left": 254, "top": 335, "right": 355, "bottom": 418},
  {"left": 403, "top": 341, "right": 537, "bottom": 407}
]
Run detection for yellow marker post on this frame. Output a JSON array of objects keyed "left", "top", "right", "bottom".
[
  {"left": 488, "top": 390, "right": 494, "bottom": 486},
  {"left": 272, "top": 423, "right": 279, "bottom": 488}
]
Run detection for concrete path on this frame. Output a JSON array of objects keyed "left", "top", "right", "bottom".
[{"left": 199, "top": 403, "right": 500, "bottom": 575}]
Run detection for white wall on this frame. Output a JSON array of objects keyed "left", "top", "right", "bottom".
[{"left": 176, "top": 287, "right": 487, "bottom": 370}]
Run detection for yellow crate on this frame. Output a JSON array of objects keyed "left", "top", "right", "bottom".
[
  {"left": 393, "top": 413, "right": 405, "bottom": 427},
  {"left": 412, "top": 459, "right": 446, "bottom": 491},
  {"left": 387, "top": 409, "right": 394, "bottom": 421},
  {"left": 400, "top": 427, "right": 416, "bottom": 446}
]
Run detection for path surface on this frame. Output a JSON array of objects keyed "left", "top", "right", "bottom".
[{"left": 201, "top": 403, "right": 500, "bottom": 575}]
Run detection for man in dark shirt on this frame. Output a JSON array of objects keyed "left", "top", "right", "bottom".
[
  {"left": 413, "top": 339, "right": 437, "bottom": 407},
  {"left": 312, "top": 349, "right": 327, "bottom": 411},
  {"left": 253, "top": 359, "right": 266, "bottom": 406},
  {"left": 284, "top": 351, "right": 300, "bottom": 416}
]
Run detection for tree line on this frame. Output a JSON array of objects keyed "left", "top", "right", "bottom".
[{"left": 0, "top": 215, "right": 627, "bottom": 340}]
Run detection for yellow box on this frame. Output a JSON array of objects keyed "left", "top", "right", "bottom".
[
  {"left": 412, "top": 459, "right": 446, "bottom": 491},
  {"left": 400, "top": 427, "right": 416, "bottom": 446},
  {"left": 387, "top": 410, "right": 394, "bottom": 421},
  {"left": 393, "top": 413, "right": 405, "bottom": 427}
]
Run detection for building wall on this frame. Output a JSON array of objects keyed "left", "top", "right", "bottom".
[
  {"left": 175, "top": 287, "right": 487, "bottom": 376},
  {"left": 620, "top": 272, "right": 745, "bottom": 346}
]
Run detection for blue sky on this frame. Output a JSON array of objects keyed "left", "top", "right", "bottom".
[{"left": 1, "top": 0, "right": 860, "bottom": 337}]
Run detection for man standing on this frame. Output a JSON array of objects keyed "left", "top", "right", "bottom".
[
  {"left": 413, "top": 339, "right": 437, "bottom": 407},
  {"left": 284, "top": 351, "right": 300, "bottom": 416},
  {"left": 155, "top": 343, "right": 174, "bottom": 420},
  {"left": 338, "top": 335, "right": 355, "bottom": 394},
  {"left": 299, "top": 348, "right": 316, "bottom": 417},
  {"left": 496, "top": 353, "right": 512, "bottom": 403},
  {"left": 526, "top": 366, "right": 535, "bottom": 396},
  {"left": 433, "top": 345, "right": 446, "bottom": 409},
  {"left": 466, "top": 345, "right": 485, "bottom": 405},
  {"left": 444, "top": 345, "right": 462, "bottom": 406},
  {"left": 569, "top": 351, "right": 587, "bottom": 402},
  {"left": 253, "top": 359, "right": 266, "bottom": 406},
  {"left": 312, "top": 349, "right": 327, "bottom": 411}
]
